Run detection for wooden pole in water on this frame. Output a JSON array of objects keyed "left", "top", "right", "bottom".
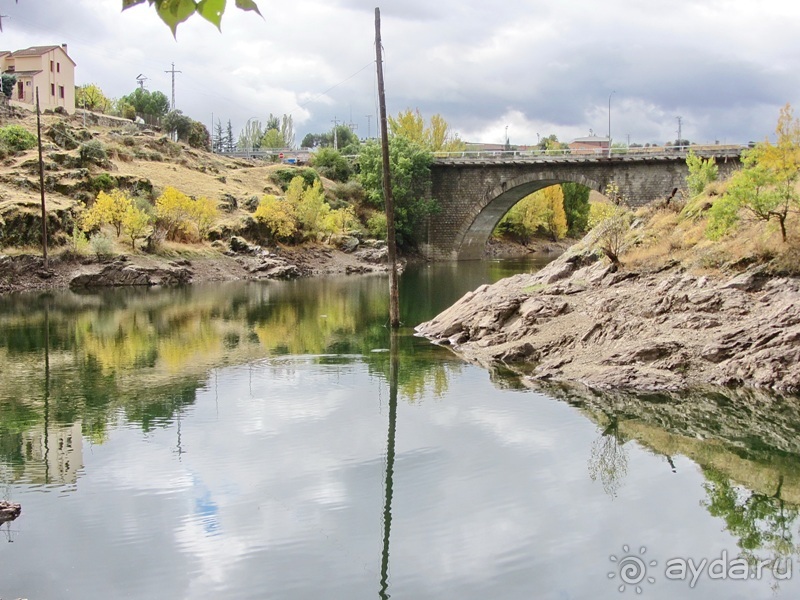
[
  {"left": 35, "top": 87, "right": 48, "bottom": 269},
  {"left": 374, "top": 7, "right": 400, "bottom": 328}
]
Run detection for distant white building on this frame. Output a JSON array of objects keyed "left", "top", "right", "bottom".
[{"left": 0, "top": 44, "right": 76, "bottom": 114}]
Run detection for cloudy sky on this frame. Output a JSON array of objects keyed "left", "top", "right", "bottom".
[{"left": 1, "top": 0, "right": 798, "bottom": 147}]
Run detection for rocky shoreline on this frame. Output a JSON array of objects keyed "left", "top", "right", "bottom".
[
  {"left": 416, "top": 246, "right": 800, "bottom": 393},
  {"left": 0, "top": 237, "right": 397, "bottom": 296}
]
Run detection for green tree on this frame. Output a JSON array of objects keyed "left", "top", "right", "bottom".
[
  {"left": 310, "top": 147, "right": 351, "bottom": 182},
  {"left": 358, "top": 137, "right": 438, "bottom": 250},
  {"left": 1, "top": 73, "right": 16, "bottom": 99},
  {"left": 122, "top": 0, "right": 262, "bottom": 35},
  {"left": 301, "top": 125, "right": 358, "bottom": 151},
  {"left": 561, "top": 182, "right": 591, "bottom": 236},
  {"left": 260, "top": 128, "right": 284, "bottom": 149},
  {"left": 707, "top": 104, "right": 800, "bottom": 242},
  {"left": 162, "top": 110, "right": 193, "bottom": 140},
  {"left": 685, "top": 149, "right": 719, "bottom": 196},
  {"left": 120, "top": 88, "right": 170, "bottom": 118}
]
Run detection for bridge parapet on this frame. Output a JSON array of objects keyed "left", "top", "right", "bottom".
[{"left": 432, "top": 145, "right": 745, "bottom": 165}]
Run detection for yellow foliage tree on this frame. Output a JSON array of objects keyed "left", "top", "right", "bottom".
[
  {"left": 155, "top": 187, "right": 194, "bottom": 241},
  {"left": 538, "top": 185, "right": 568, "bottom": 241},
  {"left": 82, "top": 190, "right": 132, "bottom": 237},
  {"left": 122, "top": 205, "right": 152, "bottom": 250},
  {"left": 254, "top": 195, "right": 297, "bottom": 241},
  {"left": 189, "top": 197, "right": 219, "bottom": 240},
  {"left": 292, "top": 178, "right": 331, "bottom": 240},
  {"left": 497, "top": 185, "right": 567, "bottom": 241},
  {"left": 388, "top": 108, "right": 465, "bottom": 152},
  {"left": 325, "top": 205, "right": 359, "bottom": 237}
]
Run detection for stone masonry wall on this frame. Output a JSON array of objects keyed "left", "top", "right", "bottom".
[{"left": 422, "top": 156, "right": 740, "bottom": 260}]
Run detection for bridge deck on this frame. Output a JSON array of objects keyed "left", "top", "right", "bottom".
[{"left": 432, "top": 145, "right": 744, "bottom": 165}]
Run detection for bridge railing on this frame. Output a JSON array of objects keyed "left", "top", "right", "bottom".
[{"left": 431, "top": 144, "right": 747, "bottom": 162}]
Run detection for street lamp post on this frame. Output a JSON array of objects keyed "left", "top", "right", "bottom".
[{"left": 608, "top": 90, "right": 615, "bottom": 157}]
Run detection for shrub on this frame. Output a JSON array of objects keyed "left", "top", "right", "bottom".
[
  {"left": 79, "top": 140, "right": 108, "bottom": 166},
  {"left": 310, "top": 147, "right": 352, "bottom": 182},
  {"left": 155, "top": 187, "right": 194, "bottom": 241},
  {"left": 269, "top": 167, "right": 319, "bottom": 191},
  {"left": 89, "top": 232, "right": 114, "bottom": 259},
  {"left": 254, "top": 194, "right": 296, "bottom": 242},
  {"left": 90, "top": 173, "right": 117, "bottom": 193},
  {"left": 366, "top": 211, "right": 387, "bottom": 240},
  {"left": 0, "top": 125, "right": 37, "bottom": 152}
]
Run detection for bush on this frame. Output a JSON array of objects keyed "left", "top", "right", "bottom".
[
  {"left": 310, "top": 148, "right": 352, "bottom": 182},
  {"left": 79, "top": 140, "right": 108, "bottom": 166},
  {"left": 90, "top": 173, "right": 117, "bottom": 193},
  {"left": 366, "top": 211, "right": 387, "bottom": 240},
  {"left": 269, "top": 167, "right": 319, "bottom": 191},
  {"left": 0, "top": 125, "right": 37, "bottom": 152},
  {"left": 89, "top": 232, "right": 114, "bottom": 259},
  {"left": 253, "top": 194, "right": 296, "bottom": 242}
]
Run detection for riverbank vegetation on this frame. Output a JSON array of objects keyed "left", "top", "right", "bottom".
[{"left": 606, "top": 104, "right": 800, "bottom": 275}]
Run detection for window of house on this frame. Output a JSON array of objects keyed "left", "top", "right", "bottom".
[
  {"left": 50, "top": 60, "right": 54, "bottom": 72},
  {"left": 57, "top": 63, "right": 60, "bottom": 73},
  {"left": 59, "top": 86, "right": 65, "bottom": 99},
  {"left": 51, "top": 83, "right": 55, "bottom": 96}
]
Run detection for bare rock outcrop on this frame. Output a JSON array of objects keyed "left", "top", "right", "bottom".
[{"left": 416, "top": 248, "right": 800, "bottom": 393}]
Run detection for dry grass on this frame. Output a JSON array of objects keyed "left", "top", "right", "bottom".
[{"left": 622, "top": 189, "right": 799, "bottom": 275}]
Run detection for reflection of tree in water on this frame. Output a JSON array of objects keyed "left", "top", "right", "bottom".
[
  {"left": 702, "top": 468, "right": 800, "bottom": 564},
  {"left": 588, "top": 416, "right": 629, "bottom": 498}
]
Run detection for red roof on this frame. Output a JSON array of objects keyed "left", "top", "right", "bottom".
[{"left": 9, "top": 45, "right": 75, "bottom": 66}]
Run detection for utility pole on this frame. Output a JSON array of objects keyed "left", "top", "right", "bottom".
[
  {"left": 676, "top": 116, "right": 683, "bottom": 147},
  {"left": 331, "top": 116, "right": 339, "bottom": 150},
  {"left": 608, "top": 90, "right": 615, "bottom": 157},
  {"left": 136, "top": 74, "right": 148, "bottom": 90},
  {"left": 375, "top": 7, "right": 400, "bottom": 329},
  {"left": 164, "top": 63, "right": 181, "bottom": 111},
  {"left": 35, "top": 88, "right": 48, "bottom": 269},
  {"left": 365, "top": 115, "right": 372, "bottom": 139}
]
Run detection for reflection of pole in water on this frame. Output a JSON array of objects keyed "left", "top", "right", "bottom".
[
  {"left": 44, "top": 303, "right": 50, "bottom": 485},
  {"left": 379, "top": 331, "right": 399, "bottom": 599}
]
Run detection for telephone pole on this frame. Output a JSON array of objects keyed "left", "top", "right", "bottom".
[
  {"left": 676, "top": 116, "right": 683, "bottom": 147},
  {"left": 365, "top": 115, "right": 372, "bottom": 139},
  {"left": 164, "top": 63, "right": 181, "bottom": 111},
  {"left": 331, "top": 116, "right": 339, "bottom": 150}
]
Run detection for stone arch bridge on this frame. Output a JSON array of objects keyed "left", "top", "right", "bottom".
[{"left": 420, "top": 148, "right": 742, "bottom": 260}]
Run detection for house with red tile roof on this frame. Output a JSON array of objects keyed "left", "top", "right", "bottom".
[{"left": 1, "top": 44, "right": 76, "bottom": 113}]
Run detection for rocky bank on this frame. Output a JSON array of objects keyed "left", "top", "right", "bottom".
[
  {"left": 0, "top": 237, "right": 394, "bottom": 296},
  {"left": 416, "top": 247, "right": 800, "bottom": 393}
]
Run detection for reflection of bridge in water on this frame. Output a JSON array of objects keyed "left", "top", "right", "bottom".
[{"left": 424, "top": 145, "right": 744, "bottom": 260}]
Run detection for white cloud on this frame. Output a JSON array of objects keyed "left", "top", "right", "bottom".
[{"left": 1, "top": 0, "right": 798, "bottom": 144}]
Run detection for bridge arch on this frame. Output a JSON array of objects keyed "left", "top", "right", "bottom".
[
  {"left": 424, "top": 149, "right": 742, "bottom": 260},
  {"left": 454, "top": 171, "right": 605, "bottom": 260}
]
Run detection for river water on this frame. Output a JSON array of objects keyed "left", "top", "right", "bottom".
[{"left": 1, "top": 257, "right": 799, "bottom": 599}]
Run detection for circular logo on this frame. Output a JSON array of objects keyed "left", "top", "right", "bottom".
[{"left": 609, "top": 545, "right": 657, "bottom": 594}]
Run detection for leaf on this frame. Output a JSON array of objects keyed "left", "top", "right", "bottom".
[
  {"left": 197, "top": 0, "right": 226, "bottom": 29},
  {"left": 122, "top": 0, "right": 149, "bottom": 9},
  {"left": 235, "top": 0, "right": 262, "bottom": 17},
  {"left": 155, "top": 0, "right": 197, "bottom": 36}
]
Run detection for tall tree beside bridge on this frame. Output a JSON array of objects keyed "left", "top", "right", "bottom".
[
  {"left": 707, "top": 103, "right": 800, "bottom": 243},
  {"left": 389, "top": 109, "right": 465, "bottom": 152}
]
